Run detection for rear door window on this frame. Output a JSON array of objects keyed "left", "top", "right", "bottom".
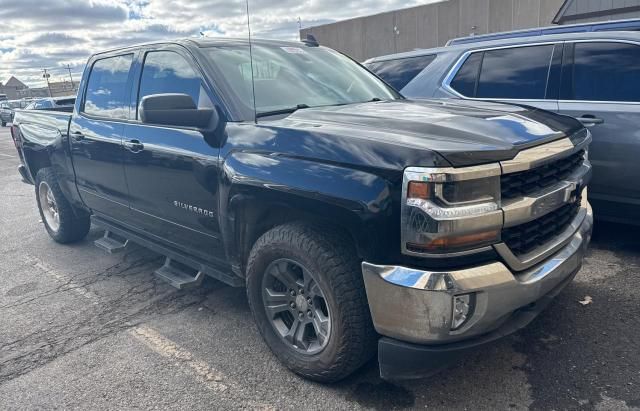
[
  {"left": 570, "top": 42, "right": 640, "bottom": 102},
  {"left": 366, "top": 55, "right": 436, "bottom": 90},
  {"left": 450, "top": 45, "right": 555, "bottom": 99},
  {"left": 83, "top": 54, "right": 134, "bottom": 119}
]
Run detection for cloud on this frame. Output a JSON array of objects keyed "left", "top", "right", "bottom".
[
  {"left": 1, "top": 0, "right": 439, "bottom": 87},
  {"left": 0, "top": 0, "right": 128, "bottom": 29},
  {"left": 23, "top": 33, "right": 86, "bottom": 47}
]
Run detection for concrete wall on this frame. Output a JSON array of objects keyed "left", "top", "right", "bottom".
[
  {"left": 300, "top": 0, "right": 566, "bottom": 60},
  {"left": 555, "top": 0, "right": 640, "bottom": 23}
]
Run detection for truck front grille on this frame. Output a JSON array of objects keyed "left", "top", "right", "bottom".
[
  {"left": 502, "top": 197, "right": 581, "bottom": 257},
  {"left": 501, "top": 150, "right": 585, "bottom": 200}
]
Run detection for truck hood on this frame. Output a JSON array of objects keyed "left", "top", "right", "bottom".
[{"left": 280, "top": 99, "right": 583, "bottom": 166}]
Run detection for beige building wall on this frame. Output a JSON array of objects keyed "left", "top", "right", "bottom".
[{"left": 300, "top": 0, "right": 566, "bottom": 61}]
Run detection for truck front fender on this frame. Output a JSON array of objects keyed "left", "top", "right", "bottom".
[{"left": 220, "top": 151, "right": 401, "bottom": 273}]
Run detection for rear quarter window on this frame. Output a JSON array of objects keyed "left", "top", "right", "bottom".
[
  {"left": 366, "top": 55, "right": 436, "bottom": 90},
  {"left": 570, "top": 42, "right": 640, "bottom": 102}
]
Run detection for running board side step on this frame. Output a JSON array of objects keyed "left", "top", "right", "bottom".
[
  {"left": 154, "top": 258, "right": 204, "bottom": 289},
  {"left": 91, "top": 215, "right": 244, "bottom": 288},
  {"left": 94, "top": 230, "right": 129, "bottom": 253}
]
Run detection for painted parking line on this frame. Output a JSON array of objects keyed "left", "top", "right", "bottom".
[
  {"left": 0, "top": 153, "right": 15, "bottom": 158},
  {"left": 23, "top": 253, "right": 273, "bottom": 408},
  {"left": 130, "top": 325, "right": 274, "bottom": 410},
  {"left": 26, "top": 254, "right": 101, "bottom": 305},
  {"left": 130, "top": 326, "right": 229, "bottom": 392}
]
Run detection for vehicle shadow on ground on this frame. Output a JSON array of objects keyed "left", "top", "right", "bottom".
[
  {"left": 513, "top": 220, "right": 640, "bottom": 409},
  {"left": 590, "top": 219, "right": 640, "bottom": 253}
]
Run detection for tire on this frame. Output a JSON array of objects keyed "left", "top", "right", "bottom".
[
  {"left": 1, "top": 121, "right": 5, "bottom": 127},
  {"left": 35, "top": 168, "right": 90, "bottom": 244},
  {"left": 246, "top": 223, "right": 377, "bottom": 382}
]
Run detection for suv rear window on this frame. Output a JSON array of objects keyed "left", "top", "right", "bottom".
[
  {"left": 367, "top": 55, "right": 436, "bottom": 90},
  {"left": 55, "top": 98, "right": 75, "bottom": 106},
  {"left": 450, "top": 45, "right": 554, "bottom": 100}
]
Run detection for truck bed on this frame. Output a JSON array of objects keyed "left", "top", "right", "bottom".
[{"left": 13, "top": 109, "right": 72, "bottom": 147}]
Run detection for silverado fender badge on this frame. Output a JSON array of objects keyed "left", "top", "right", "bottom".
[{"left": 173, "top": 201, "right": 215, "bottom": 217}]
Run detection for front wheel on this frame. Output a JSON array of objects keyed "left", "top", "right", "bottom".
[
  {"left": 35, "top": 168, "right": 90, "bottom": 243},
  {"left": 246, "top": 223, "right": 376, "bottom": 382}
]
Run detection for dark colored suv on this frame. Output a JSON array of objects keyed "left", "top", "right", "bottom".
[{"left": 366, "top": 31, "right": 640, "bottom": 225}]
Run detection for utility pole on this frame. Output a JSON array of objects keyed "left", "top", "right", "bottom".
[
  {"left": 42, "top": 69, "right": 52, "bottom": 97},
  {"left": 65, "top": 64, "right": 75, "bottom": 90}
]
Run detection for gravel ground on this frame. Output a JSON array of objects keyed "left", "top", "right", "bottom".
[{"left": 0, "top": 126, "right": 638, "bottom": 410}]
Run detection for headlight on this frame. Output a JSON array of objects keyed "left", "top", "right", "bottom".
[{"left": 402, "top": 165, "right": 503, "bottom": 256}]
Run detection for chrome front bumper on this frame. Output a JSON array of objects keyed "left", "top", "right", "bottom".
[{"left": 362, "top": 202, "right": 593, "bottom": 345}]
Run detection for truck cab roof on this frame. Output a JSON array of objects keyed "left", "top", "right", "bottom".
[{"left": 91, "top": 37, "right": 315, "bottom": 57}]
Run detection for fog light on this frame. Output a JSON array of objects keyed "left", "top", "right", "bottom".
[{"left": 452, "top": 294, "right": 474, "bottom": 330}]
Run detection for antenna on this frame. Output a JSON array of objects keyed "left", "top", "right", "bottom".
[{"left": 246, "top": 0, "right": 257, "bottom": 123}]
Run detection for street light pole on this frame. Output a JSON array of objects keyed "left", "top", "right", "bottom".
[
  {"left": 42, "top": 69, "right": 52, "bottom": 97},
  {"left": 65, "top": 64, "right": 75, "bottom": 90}
]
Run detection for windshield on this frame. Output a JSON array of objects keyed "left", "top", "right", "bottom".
[{"left": 203, "top": 44, "right": 400, "bottom": 119}]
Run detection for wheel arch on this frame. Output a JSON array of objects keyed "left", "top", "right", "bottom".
[
  {"left": 229, "top": 194, "right": 365, "bottom": 272},
  {"left": 220, "top": 153, "right": 399, "bottom": 276},
  {"left": 23, "top": 147, "right": 53, "bottom": 181}
]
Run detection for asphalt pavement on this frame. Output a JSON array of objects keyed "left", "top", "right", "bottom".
[{"left": 0, "top": 125, "right": 638, "bottom": 410}]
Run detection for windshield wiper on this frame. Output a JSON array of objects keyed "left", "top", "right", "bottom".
[{"left": 255, "top": 104, "right": 310, "bottom": 118}]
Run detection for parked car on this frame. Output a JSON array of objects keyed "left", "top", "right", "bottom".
[
  {"left": 366, "top": 31, "right": 640, "bottom": 226},
  {"left": 11, "top": 38, "right": 592, "bottom": 382},
  {"left": 1, "top": 99, "right": 28, "bottom": 126},
  {"left": 24, "top": 96, "right": 76, "bottom": 112}
]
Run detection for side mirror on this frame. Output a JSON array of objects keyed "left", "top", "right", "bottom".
[{"left": 139, "top": 93, "right": 217, "bottom": 130}]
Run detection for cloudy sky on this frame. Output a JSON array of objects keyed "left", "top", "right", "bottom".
[{"left": 0, "top": 0, "right": 437, "bottom": 88}]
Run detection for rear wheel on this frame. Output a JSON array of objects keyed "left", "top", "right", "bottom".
[
  {"left": 246, "top": 223, "right": 376, "bottom": 382},
  {"left": 35, "top": 168, "right": 90, "bottom": 243},
  {"left": 1, "top": 120, "right": 6, "bottom": 127}
]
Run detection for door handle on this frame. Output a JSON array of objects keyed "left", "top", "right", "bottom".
[
  {"left": 575, "top": 115, "right": 604, "bottom": 126},
  {"left": 124, "top": 139, "right": 144, "bottom": 153},
  {"left": 70, "top": 131, "right": 84, "bottom": 141}
]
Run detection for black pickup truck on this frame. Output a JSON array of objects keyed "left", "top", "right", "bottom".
[{"left": 11, "top": 38, "right": 593, "bottom": 382}]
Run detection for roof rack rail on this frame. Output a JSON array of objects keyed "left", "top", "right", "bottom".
[{"left": 446, "top": 18, "right": 640, "bottom": 46}]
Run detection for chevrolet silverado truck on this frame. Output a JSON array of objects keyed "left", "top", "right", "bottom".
[{"left": 10, "top": 38, "right": 593, "bottom": 382}]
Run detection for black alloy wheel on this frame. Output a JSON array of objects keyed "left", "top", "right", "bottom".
[{"left": 261, "top": 258, "right": 331, "bottom": 355}]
